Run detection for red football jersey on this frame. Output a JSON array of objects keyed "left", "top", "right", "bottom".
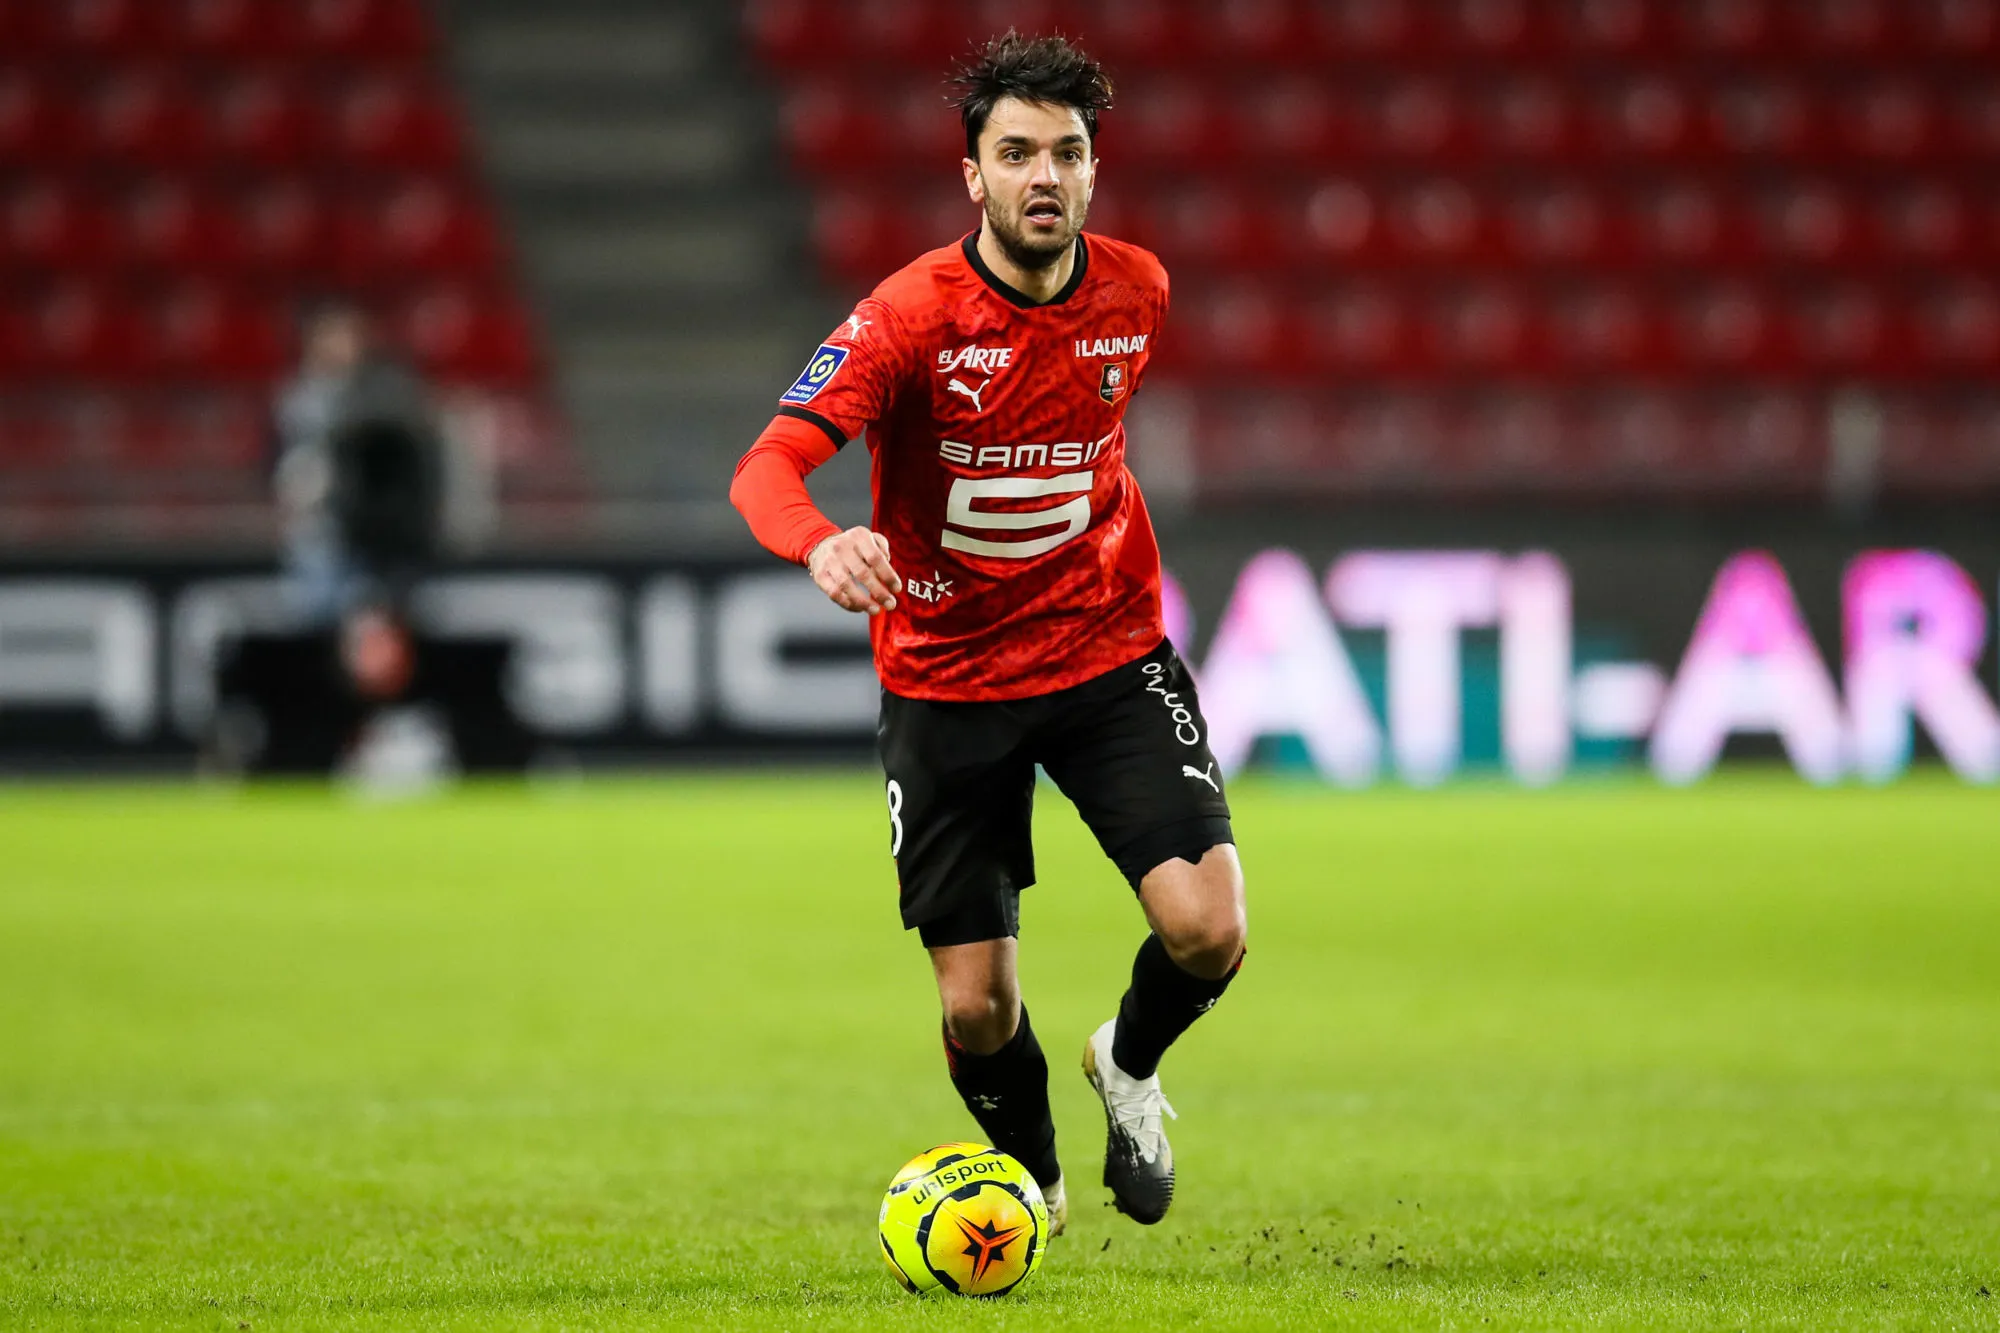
[{"left": 776, "top": 232, "right": 1169, "bottom": 702}]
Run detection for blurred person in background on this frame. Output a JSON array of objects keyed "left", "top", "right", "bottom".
[
  {"left": 272, "top": 299, "right": 371, "bottom": 625},
  {"left": 270, "top": 299, "right": 443, "bottom": 627}
]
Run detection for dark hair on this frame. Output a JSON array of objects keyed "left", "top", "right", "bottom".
[{"left": 949, "top": 31, "right": 1113, "bottom": 161}]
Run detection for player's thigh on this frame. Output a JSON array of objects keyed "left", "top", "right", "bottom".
[
  {"left": 1037, "top": 639, "right": 1234, "bottom": 891},
  {"left": 878, "top": 690, "right": 1037, "bottom": 935}
]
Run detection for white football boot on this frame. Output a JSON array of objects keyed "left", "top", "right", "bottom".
[{"left": 1082, "top": 1019, "right": 1177, "bottom": 1224}]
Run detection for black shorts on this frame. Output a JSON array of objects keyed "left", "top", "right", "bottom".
[{"left": 877, "top": 637, "right": 1234, "bottom": 949}]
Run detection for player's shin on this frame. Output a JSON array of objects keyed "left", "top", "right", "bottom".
[
  {"left": 942, "top": 1005, "right": 1061, "bottom": 1193},
  {"left": 1112, "top": 933, "right": 1243, "bottom": 1080}
]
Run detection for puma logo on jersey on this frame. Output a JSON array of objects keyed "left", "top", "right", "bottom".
[
  {"left": 1182, "top": 763, "right": 1219, "bottom": 791},
  {"left": 842, "top": 313, "right": 871, "bottom": 339},
  {"left": 938, "top": 345, "right": 1015, "bottom": 375},
  {"left": 946, "top": 377, "right": 991, "bottom": 414},
  {"left": 1074, "top": 334, "right": 1148, "bottom": 358}
]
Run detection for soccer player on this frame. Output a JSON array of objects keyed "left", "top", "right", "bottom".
[{"left": 730, "top": 32, "right": 1246, "bottom": 1234}]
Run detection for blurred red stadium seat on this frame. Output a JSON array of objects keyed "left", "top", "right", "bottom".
[
  {"left": 1876, "top": 182, "right": 1975, "bottom": 265},
  {"left": 332, "top": 75, "right": 463, "bottom": 171},
  {"left": 150, "top": 285, "right": 288, "bottom": 384},
  {"left": 28, "top": 282, "right": 153, "bottom": 382},
  {"left": 394, "top": 288, "right": 541, "bottom": 387},
  {"left": 1913, "top": 0, "right": 2000, "bottom": 56},
  {"left": 1478, "top": 77, "right": 1585, "bottom": 161},
  {"left": 1790, "top": 283, "right": 1906, "bottom": 376},
  {"left": 120, "top": 179, "right": 245, "bottom": 275},
  {"left": 1297, "top": 283, "right": 1420, "bottom": 377},
  {"left": 4, "top": 178, "right": 115, "bottom": 273},
  {"left": 780, "top": 81, "right": 886, "bottom": 172},
  {"left": 1304, "top": 0, "right": 1439, "bottom": 60},
  {"left": 1502, "top": 183, "right": 1619, "bottom": 267},
  {"left": 1672, "top": 0, "right": 1783, "bottom": 57},
  {"left": 176, "top": 0, "right": 301, "bottom": 60},
  {"left": 89, "top": 69, "right": 211, "bottom": 169},
  {"left": 212, "top": 70, "right": 327, "bottom": 168},
  {"left": 1232, "top": 78, "right": 1350, "bottom": 166},
  {"left": 1838, "top": 80, "right": 1945, "bottom": 163},
  {"left": 302, "top": 0, "right": 432, "bottom": 60},
  {"left": 370, "top": 181, "right": 503, "bottom": 277},
  {"left": 47, "top": 0, "right": 165, "bottom": 56},
  {"left": 1547, "top": 283, "right": 1664, "bottom": 374},
  {"left": 1915, "top": 282, "right": 2000, "bottom": 373},
  {"left": 1560, "top": 0, "right": 1667, "bottom": 55},
  {"left": 238, "top": 177, "right": 335, "bottom": 279},
  {"left": 0, "top": 73, "right": 84, "bottom": 167}
]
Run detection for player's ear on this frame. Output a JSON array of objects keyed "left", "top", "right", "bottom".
[{"left": 963, "top": 157, "right": 983, "bottom": 204}]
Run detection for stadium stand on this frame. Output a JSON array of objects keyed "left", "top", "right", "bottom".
[
  {"left": 748, "top": 0, "right": 2000, "bottom": 500},
  {"left": 0, "top": 0, "right": 567, "bottom": 536}
]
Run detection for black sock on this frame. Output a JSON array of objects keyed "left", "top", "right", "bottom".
[
  {"left": 943, "top": 1005, "right": 1060, "bottom": 1190},
  {"left": 1112, "top": 933, "right": 1242, "bottom": 1080}
]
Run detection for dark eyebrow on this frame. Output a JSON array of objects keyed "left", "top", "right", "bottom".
[{"left": 993, "top": 134, "right": 1089, "bottom": 149}]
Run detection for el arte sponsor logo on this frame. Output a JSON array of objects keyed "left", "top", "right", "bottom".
[{"left": 938, "top": 345, "right": 1014, "bottom": 374}]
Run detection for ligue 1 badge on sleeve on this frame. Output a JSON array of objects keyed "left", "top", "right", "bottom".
[
  {"left": 1098, "top": 360, "right": 1128, "bottom": 404},
  {"left": 781, "top": 343, "right": 850, "bottom": 405}
]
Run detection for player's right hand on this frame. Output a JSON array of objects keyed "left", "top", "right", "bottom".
[{"left": 808, "top": 526, "right": 902, "bottom": 615}]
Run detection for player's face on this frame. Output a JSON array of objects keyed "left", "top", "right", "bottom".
[{"left": 964, "top": 97, "right": 1096, "bottom": 272}]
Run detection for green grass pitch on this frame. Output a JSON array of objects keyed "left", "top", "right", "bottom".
[{"left": 2, "top": 773, "right": 1996, "bottom": 1330}]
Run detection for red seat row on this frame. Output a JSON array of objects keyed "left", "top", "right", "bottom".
[
  {"left": 0, "top": 389, "right": 265, "bottom": 471},
  {"left": 750, "top": 0, "right": 2000, "bottom": 69},
  {"left": 0, "top": 0, "right": 430, "bottom": 61},
  {"left": 1173, "top": 386, "right": 2000, "bottom": 494},
  {"left": 813, "top": 181, "right": 2000, "bottom": 280},
  {"left": 0, "top": 68, "right": 464, "bottom": 171},
  {"left": 782, "top": 74, "right": 2000, "bottom": 170},
  {"left": 0, "top": 386, "right": 571, "bottom": 477},
  {"left": 0, "top": 282, "right": 540, "bottom": 388},
  {"left": 3, "top": 177, "right": 506, "bottom": 282},
  {"left": 1153, "top": 279, "right": 2000, "bottom": 380}
]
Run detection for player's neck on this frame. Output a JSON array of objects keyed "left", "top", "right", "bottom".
[{"left": 974, "top": 226, "right": 1076, "bottom": 305}]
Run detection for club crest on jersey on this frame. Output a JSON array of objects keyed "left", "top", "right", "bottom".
[
  {"left": 780, "top": 344, "right": 848, "bottom": 404},
  {"left": 1098, "top": 360, "right": 1129, "bottom": 404}
]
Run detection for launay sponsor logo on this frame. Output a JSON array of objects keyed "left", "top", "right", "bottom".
[{"left": 1074, "top": 334, "right": 1147, "bottom": 357}]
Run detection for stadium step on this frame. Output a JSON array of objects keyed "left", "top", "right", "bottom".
[{"left": 434, "top": 0, "right": 832, "bottom": 512}]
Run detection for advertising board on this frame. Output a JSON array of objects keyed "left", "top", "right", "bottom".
[{"left": 0, "top": 544, "right": 1995, "bottom": 784}]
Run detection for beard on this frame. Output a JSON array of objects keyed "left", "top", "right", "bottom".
[{"left": 983, "top": 189, "right": 1088, "bottom": 272}]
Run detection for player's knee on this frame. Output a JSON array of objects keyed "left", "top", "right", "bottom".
[
  {"left": 940, "top": 982, "right": 1019, "bottom": 1055},
  {"left": 1158, "top": 901, "right": 1246, "bottom": 981}
]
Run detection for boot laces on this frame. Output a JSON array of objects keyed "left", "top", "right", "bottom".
[{"left": 1106, "top": 1079, "right": 1177, "bottom": 1165}]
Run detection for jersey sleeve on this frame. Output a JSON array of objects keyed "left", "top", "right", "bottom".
[
  {"left": 770, "top": 297, "right": 918, "bottom": 446},
  {"left": 729, "top": 414, "right": 844, "bottom": 566}
]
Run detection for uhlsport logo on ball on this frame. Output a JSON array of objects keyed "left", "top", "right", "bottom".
[{"left": 877, "top": 1142, "right": 1049, "bottom": 1297}]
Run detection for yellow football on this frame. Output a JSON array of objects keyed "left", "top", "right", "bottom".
[{"left": 877, "top": 1141, "right": 1049, "bottom": 1297}]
